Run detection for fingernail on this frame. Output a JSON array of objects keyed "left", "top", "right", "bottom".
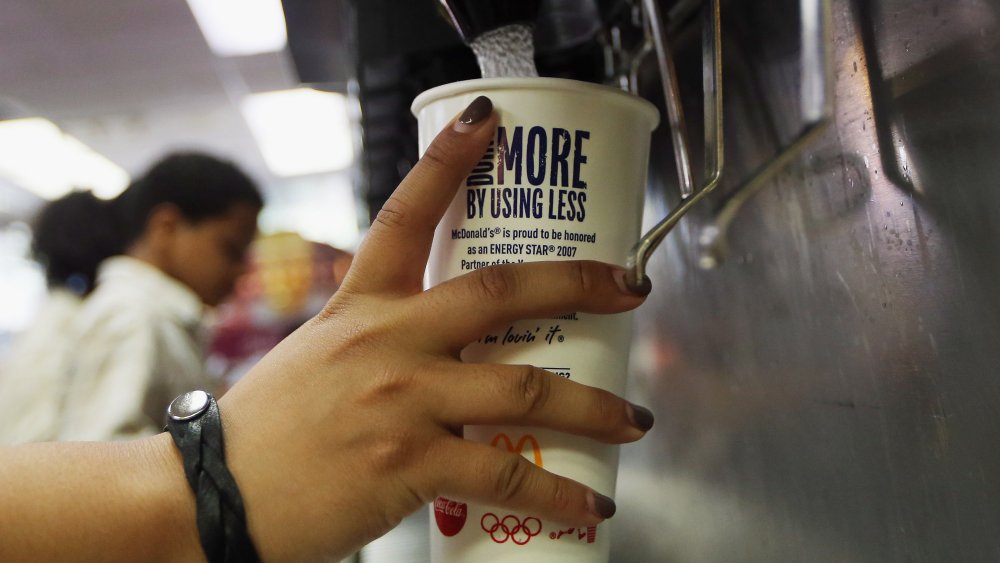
[
  {"left": 588, "top": 491, "right": 617, "bottom": 519},
  {"left": 454, "top": 95, "right": 493, "bottom": 133},
  {"left": 612, "top": 269, "right": 652, "bottom": 297},
  {"left": 627, "top": 402, "right": 655, "bottom": 432}
]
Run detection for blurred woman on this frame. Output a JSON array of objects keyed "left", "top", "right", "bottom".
[
  {"left": 57, "top": 152, "right": 263, "bottom": 441},
  {"left": 0, "top": 191, "right": 121, "bottom": 445}
]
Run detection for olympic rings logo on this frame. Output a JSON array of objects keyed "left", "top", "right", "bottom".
[{"left": 480, "top": 513, "right": 542, "bottom": 545}]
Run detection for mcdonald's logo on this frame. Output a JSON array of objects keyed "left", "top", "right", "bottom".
[{"left": 491, "top": 433, "right": 543, "bottom": 468}]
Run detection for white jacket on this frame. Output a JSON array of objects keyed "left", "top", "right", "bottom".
[
  {"left": 58, "top": 256, "right": 212, "bottom": 441},
  {"left": 0, "top": 289, "right": 81, "bottom": 445}
]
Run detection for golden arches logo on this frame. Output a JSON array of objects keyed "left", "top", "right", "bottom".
[{"left": 490, "top": 433, "right": 543, "bottom": 468}]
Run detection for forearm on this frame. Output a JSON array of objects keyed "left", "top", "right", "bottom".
[{"left": 0, "top": 433, "right": 203, "bottom": 562}]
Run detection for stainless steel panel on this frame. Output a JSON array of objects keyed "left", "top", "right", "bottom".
[{"left": 615, "top": 0, "right": 1000, "bottom": 561}]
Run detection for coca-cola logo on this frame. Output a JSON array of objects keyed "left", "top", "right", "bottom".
[{"left": 433, "top": 496, "right": 467, "bottom": 537}]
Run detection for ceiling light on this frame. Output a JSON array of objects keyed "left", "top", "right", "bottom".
[
  {"left": 185, "top": 0, "right": 288, "bottom": 57},
  {"left": 0, "top": 118, "right": 129, "bottom": 200},
  {"left": 241, "top": 88, "right": 354, "bottom": 177}
]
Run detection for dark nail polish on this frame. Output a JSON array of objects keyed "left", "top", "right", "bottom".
[
  {"left": 591, "top": 492, "right": 617, "bottom": 519},
  {"left": 612, "top": 270, "right": 652, "bottom": 297},
  {"left": 457, "top": 95, "right": 493, "bottom": 128},
  {"left": 628, "top": 402, "right": 655, "bottom": 431},
  {"left": 626, "top": 274, "right": 652, "bottom": 297}
]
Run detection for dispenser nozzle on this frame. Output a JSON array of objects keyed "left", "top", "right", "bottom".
[{"left": 438, "top": 0, "right": 544, "bottom": 44}]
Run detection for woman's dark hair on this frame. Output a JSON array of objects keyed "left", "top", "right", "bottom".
[
  {"left": 31, "top": 191, "right": 123, "bottom": 295},
  {"left": 115, "top": 152, "right": 264, "bottom": 247},
  {"left": 31, "top": 152, "right": 263, "bottom": 295}
]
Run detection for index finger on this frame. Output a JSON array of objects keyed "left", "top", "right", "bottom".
[{"left": 343, "top": 96, "right": 497, "bottom": 296}]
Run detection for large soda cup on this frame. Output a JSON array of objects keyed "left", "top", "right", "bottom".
[{"left": 412, "top": 77, "right": 659, "bottom": 562}]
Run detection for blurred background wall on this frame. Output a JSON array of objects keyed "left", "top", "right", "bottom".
[{"left": 616, "top": 1, "right": 1000, "bottom": 561}]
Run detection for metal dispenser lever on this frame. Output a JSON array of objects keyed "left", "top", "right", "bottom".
[
  {"left": 641, "top": 0, "right": 695, "bottom": 199},
  {"left": 625, "top": 0, "right": 723, "bottom": 288},
  {"left": 625, "top": 0, "right": 834, "bottom": 281},
  {"left": 698, "top": 0, "right": 834, "bottom": 269}
]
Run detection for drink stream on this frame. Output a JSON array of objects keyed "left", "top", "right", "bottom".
[{"left": 470, "top": 24, "right": 540, "bottom": 78}]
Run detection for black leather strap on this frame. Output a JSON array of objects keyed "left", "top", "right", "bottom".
[{"left": 166, "top": 394, "right": 260, "bottom": 563}]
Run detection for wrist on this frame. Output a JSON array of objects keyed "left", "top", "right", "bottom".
[{"left": 137, "top": 433, "right": 206, "bottom": 562}]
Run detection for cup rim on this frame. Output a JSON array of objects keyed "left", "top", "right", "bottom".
[{"left": 411, "top": 77, "right": 660, "bottom": 129}]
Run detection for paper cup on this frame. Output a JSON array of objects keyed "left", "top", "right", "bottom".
[{"left": 412, "top": 77, "right": 659, "bottom": 562}]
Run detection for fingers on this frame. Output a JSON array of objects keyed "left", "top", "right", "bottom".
[
  {"left": 425, "top": 363, "right": 652, "bottom": 443},
  {"left": 415, "top": 260, "right": 650, "bottom": 352},
  {"left": 344, "top": 96, "right": 498, "bottom": 296},
  {"left": 427, "top": 438, "right": 616, "bottom": 526}
]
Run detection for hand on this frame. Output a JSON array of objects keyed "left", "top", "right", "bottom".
[{"left": 218, "top": 96, "right": 653, "bottom": 561}]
